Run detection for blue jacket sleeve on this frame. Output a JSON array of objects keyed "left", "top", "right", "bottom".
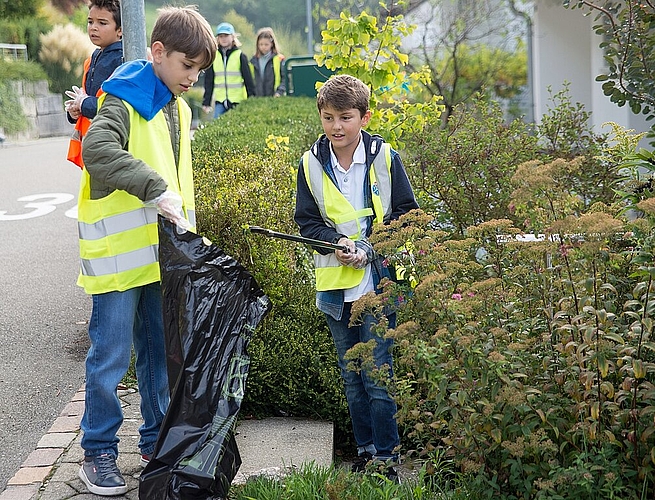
[{"left": 389, "top": 149, "right": 419, "bottom": 221}]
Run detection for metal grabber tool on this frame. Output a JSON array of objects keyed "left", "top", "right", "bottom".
[{"left": 247, "top": 226, "right": 350, "bottom": 253}]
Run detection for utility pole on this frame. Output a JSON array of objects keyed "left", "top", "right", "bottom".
[
  {"left": 305, "top": 0, "right": 313, "bottom": 55},
  {"left": 120, "top": 0, "right": 148, "bottom": 61}
]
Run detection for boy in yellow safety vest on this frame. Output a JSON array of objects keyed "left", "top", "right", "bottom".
[
  {"left": 294, "top": 74, "right": 419, "bottom": 482},
  {"left": 76, "top": 6, "right": 216, "bottom": 496}
]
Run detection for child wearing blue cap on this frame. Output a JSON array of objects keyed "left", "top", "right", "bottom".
[{"left": 202, "top": 22, "right": 255, "bottom": 118}]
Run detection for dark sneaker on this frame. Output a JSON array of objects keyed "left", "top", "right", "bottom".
[
  {"left": 383, "top": 465, "right": 400, "bottom": 484},
  {"left": 140, "top": 454, "right": 151, "bottom": 468},
  {"left": 78, "top": 454, "right": 127, "bottom": 496},
  {"left": 350, "top": 451, "right": 373, "bottom": 473}
]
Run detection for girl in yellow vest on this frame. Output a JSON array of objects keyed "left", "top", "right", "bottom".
[
  {"left": 202, "top": 22, "right": 255, "bottom": 118},
  {"left": 250, "top": 27, "right": 286, "bottom": 97}
]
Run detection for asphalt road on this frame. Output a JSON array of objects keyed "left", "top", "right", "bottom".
[{"left": 0, "top": 137, "right": 90, "bottom": 491}]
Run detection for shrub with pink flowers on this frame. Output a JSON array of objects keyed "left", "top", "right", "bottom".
[{"left": 353, "top": 139, "right": 655, "bottom": 497}]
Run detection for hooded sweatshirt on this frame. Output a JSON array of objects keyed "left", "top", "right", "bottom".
[{"left": 81, "top": 60, "right": 181, "bottom": 201}]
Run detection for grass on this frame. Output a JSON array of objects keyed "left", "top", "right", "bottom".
[{"left": 227, "top": 461, "right": 471, "bottom": 500}]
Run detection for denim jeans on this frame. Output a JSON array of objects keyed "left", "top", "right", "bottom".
[
  {"left": 81, "top": 283, "right": 169, "bottom": 458},
  {"left": 213, "top": 102, "right": 229, "bottom": 118},
  {"left": 325, "top": 302, "right": 399, "bottom": 461}
]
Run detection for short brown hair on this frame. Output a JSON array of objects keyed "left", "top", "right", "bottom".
[
  {"left": 89, "top": 0, "right": 121, "bottom": 29},
  {"left": 316, "top": 74, "right": 370, "bottom": 117},
  {"left": 150, "top": 6, "right": 217, "bottom": 70}
]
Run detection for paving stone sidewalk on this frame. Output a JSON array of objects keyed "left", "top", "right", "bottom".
[{"left": 0, "top": 387, "right": 334, "bottom": 500}]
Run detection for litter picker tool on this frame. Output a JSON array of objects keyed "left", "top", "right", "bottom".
[{"left": 247, "top": 226, "right": 350, "bottom": 253}]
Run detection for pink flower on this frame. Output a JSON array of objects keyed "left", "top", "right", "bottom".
[{"left": 452, "top": 293, "right": 462, "bottom": 300}]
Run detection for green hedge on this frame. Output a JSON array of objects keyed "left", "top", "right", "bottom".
[
  {"left": 193, "top": 96, "right": 320, "bottom": 160},
  {"left": 0, "top": 58, "right": 48, "bottom": 135}
]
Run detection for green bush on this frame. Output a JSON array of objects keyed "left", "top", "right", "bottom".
[
  {"left": 0, "top": 16, "right": 52, "bottom": 61},
  {"left": 404, "top": 94, "right": 539, "bottom": 234},
  {"left": 360, "top": 136, "right": 655, "bottom": 497},
  {"left": 192, "top": 105, "right": 351, "bottom": 437},
  {"left": 193, "top": 96, "right": 320, "bottom": 160},
  {"left": 0, "top": 38, "right": 48, "bottom": 137},
  {"left": 404, "top": 87, "right": 624, "bottom": 236},
  {"left": 0, "top": 80, "right": 28, "bottom": 134},
  {"left": 0, "top": 58, "right": 47, "bottom": 81}
]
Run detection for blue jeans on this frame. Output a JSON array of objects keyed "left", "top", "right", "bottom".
[
  {"left": 325, "top": 303, "right": 400, "bottom": 461},
  {"left": 81, "top": 283, "right": 169, "bottom": 458},
  {"left": 213, "top": 102, "right": 229, "bottom": 118}
]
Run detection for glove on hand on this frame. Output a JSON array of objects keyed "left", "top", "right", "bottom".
[
  {"left": 350, "top": 248, "right": 369, "bottom": 269},
  {"left": 64, "top": 85, "right": 88, "bottom": 112},
  {"left": 335, "top": 237, "right": 369, "bottom": 269},
  {"left": 352, "top": 239, "right": 375, "bottom": 269},
  {"left": 148, "top": 190, "right": 191, "bottom": 232}
]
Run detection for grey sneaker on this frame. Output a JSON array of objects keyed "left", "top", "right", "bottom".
[{"left": 78, "top": 454, "right": 127, "bottom": 496}]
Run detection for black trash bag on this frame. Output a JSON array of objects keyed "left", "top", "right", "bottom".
[{"left": 139, "top": 217, "right": 272, "bottom": 500}]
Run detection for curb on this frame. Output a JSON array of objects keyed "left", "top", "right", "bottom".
[{"left": 0, "top": 386, "right": 85, "bottom": 500}]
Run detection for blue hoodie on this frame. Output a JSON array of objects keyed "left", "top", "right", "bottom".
[{"left": 101, "top": 59, "right": 172, "bottom": 121}]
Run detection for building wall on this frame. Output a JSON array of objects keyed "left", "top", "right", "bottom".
[
  {"left": 4, "top": 80, "right": 72, "bottom": 142},
  {"left": 533, "top": 1, "right": 651, "bottom": 139}
]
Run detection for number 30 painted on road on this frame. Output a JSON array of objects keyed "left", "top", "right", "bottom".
[{"left": 0, "top": 193, "right": 75, "bottom": 220}]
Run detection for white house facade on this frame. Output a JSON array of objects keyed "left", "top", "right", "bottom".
[
  {"left": 402, "top": 0, "right": 652, "bottom": 141},
  {"left": 532, "top": 0, "right": 651, "bottom": 140}
]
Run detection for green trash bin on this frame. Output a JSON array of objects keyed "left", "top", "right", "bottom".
[{"left": 284, "top": 56, "right": 334, "bottom": 97}]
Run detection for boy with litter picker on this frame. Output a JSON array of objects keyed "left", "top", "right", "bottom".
[
  {"left": 76, "top": 6, "right": 216, "bottom": 496},
  {"left": 65, "top": 0, "right": 123, "bottom": 168},
  {"left": 294, "top": 74, "right": 419, "bottom": 482}
]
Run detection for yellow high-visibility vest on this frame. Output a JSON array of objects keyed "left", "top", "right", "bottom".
[
  {"left": 77, "top": 95, "right": 195, "bottom": 295},
  {"left": 250, "top": 54, "right": 283, "bottom": 92},
  {"left": 302, "top": 141, "right": 392, "bottom": 291},
  {"left": 212, "top": 50, "right": 247, "bottom": 104}
]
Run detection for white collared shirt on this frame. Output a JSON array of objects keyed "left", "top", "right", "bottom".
[{"left": 329, "top": 135, "right": 374, "bottom": 301}]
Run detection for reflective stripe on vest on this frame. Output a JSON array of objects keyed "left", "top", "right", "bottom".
[
  {"left": 302, "top": 142, "right": 393, "bottom": 291},
  {"left": 77, "top": 94, "right": 195, "bottom": 294},
  {"left": 212, "top": 50, "right": 247, "bottom": 103}
]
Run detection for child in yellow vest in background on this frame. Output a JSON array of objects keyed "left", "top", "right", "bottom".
[
  {"left": 65, "top": 0, "right": 123, "bottom": 168},
  {"left": 202, "top": 22, "right": 255, "bottom": 118},
  {"left": 250, "top": 27, "right": 286, "bottom": 97}
]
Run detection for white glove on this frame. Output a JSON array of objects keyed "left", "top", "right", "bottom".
[
  {"left": 64, "top": 85, "right": 88, "bottom": 113},
  {"left": 335, "top": 237, "right": 368, "bottom": 269},
  {"left": 350, "top": 248, "right": 368, "bottom": 269},
  {"left": 148, "top": 190, "right": 191, "bottom": 232}
]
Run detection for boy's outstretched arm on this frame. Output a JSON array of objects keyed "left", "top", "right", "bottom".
[{"left": 389, "top": 150, "right": 419, "bottom": 220}]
